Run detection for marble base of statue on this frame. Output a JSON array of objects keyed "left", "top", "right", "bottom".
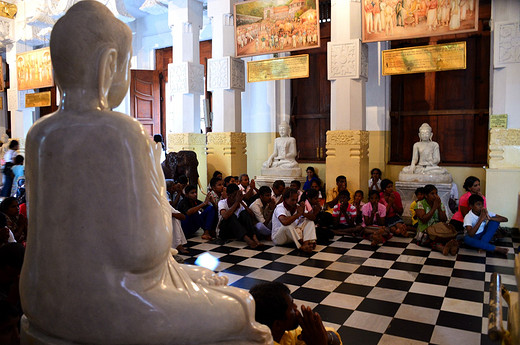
[
  {"left": 398, "top": 166, "right": 453, "bottom": 184},
  {"left": 395, "top": 181, "right": 453, "bottom": 224},
  {"left": 260, "top": 167, "right": 302, "bottom": 177}
]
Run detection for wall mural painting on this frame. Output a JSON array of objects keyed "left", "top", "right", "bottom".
[
  {"left": 362, "top": 0, "right": 479, "bottom": 43},
  {"left": 234, "top": 0, "right": 320, "bottom": 58},
  {"left": 16, "top": 47, "right": 53, "bottom": 91}
]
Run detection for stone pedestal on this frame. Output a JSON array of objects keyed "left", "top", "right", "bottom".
[
  {"left": 395, "top": 181, "right": 453, "bottom": 224},
  {"left": 326, "top": 130, "right": 369, "bottom": 195},
  {"left": 206, "top": 132, "right": 247, "bottom": 177},
  {"left": 260, "top": 167, "right": 302, "bottom": 177},
  {"left": 168, "top": 132, "right": 207, "bottom": 198},
  {"left": 254, "top": 176, "right": 305, "bottom": 189}
]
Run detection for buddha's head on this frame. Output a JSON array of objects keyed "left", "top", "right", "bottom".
[
  {"left": 50, "top": 0, "right": 132, "bottom": 109},
  {"left": 418, "top": 123, "right": 433, "bottom": 142},
  {"left": 278, "top": 121, "right": 291, "bottom": 137}
]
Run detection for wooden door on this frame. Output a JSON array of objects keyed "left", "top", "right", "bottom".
[
  {"left": 291, "top": 22, "right": 331, "bottom": 162},
  {"left": 130, "top": 70, "right": 161, "bottom": 137}
]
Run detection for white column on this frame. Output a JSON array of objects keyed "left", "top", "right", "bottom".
[
  {"left": 207, "top": 0, "right": 244, "bottom": 132},
  {"left": 167, "top": 0, "right": 204, "bottom": 134},
  {"left": 328, "top": 0, "right": 367, "bottom": 131},
  {"left": 6, "top": 41, "right": 34, "bottom": 139}
]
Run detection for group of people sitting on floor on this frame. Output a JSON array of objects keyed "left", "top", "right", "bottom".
[{"left": 165, "top": 166, "right": 510, "bottom": 259}]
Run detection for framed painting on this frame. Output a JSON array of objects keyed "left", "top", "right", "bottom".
[
  {"left": 16, "top": 47, "right": 54, "bottom": 91},
  {"left": 234, "top": 0, "right": 320, "bottom": 58},
  {"left": 362, "top": 0, "right": 479, "bottom": 43}
]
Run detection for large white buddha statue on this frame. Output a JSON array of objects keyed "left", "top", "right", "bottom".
[
  {"left": 19, "top": 2, "right": 271, "bottom": 344},
  {"left": 261, "top": 121, "right": 301, "bottom": 177},
  {"left": 399, "top": 123, "right": 452, "bottom": 183}
]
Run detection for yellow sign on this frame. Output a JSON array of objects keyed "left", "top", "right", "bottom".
[
  {"left": 0, "top": 96, "right": 3, "bottom": 110},
  {"left": 382, "top": 42, "right": 466, "bottom": 76},
  {"left": 490, "top": 114, "right": 508, "bottom": 129},
  {"left": 247, "top": 54, "right": 309, "bottom": 83},
  {"left": 17, "top": 47, "right": 54, "bottom": 91},
  {"left": 25, "top": 91, "right": 51, "bottom": 108}
]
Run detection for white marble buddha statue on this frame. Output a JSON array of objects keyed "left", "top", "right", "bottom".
[
  {"left": 261, "top": 121, "right": 301, "bottom": 177},
  {"left": 399, "top": 123, "right": 452, "bottom": 183},
  {"left": 19, "top": 2, "right": 271, "bottom": 344}
]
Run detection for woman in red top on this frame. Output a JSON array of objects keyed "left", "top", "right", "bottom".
[{"left": 450, "top": 176, "right": 486, "bottom": 233}]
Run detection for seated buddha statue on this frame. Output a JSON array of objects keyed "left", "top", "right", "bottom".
[
  {"left": 261, "top": 121, "right": 301, "bottom": 177},
  {"left": 19, "top": 2, "right": 271, "bottom": 344}
]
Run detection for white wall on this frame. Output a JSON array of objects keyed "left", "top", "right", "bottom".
[
  {"left": 491, "top": 0, "right": 520, "bottom": 128},
  {"left": 365, "top": 41, "right": 390, "bottom": 131}
]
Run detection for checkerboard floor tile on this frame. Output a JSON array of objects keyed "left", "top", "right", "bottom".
[{"left": 180, "top": 229, "right": 520, "bottom": 345}]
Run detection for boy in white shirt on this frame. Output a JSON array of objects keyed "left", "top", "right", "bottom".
[
  {"left": 218, "top": 183, "right": 262, "bottom": 248},
  {"left": 249, "top": 186, "right": 276, "bottom": 237},
  {"left": 463, "top": 194, "right": 508, "bottom": 255},
  {"left": 272, "top": 188, "right": 317, "bottom": 253}
]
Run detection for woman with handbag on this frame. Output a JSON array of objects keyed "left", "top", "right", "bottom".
[{"left": 415, "top": 184, "right": 458, "bottom": 255}]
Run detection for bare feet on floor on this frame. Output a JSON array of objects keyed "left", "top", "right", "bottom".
[{"left": 176, "top": 245, "right": 189, "bottom": 254}]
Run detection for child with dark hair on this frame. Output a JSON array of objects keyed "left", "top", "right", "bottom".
[
  {"left": 208, "top": 177, "right": 225, "bottom": 206},
  {"left": 272, "top": 188, "right": 317, "bottom": 253},
  {"left": 218, "top": 183, "right": 262, "bottom": 248},
  {"left": 379, "top": 179, "right": 408, "bottom": 236},
  {"left": 463, "top": 194, "right": 509, "bottom": 255},
  {"left": 410, "top": 187, "right": 425, "bottom": 228},
  {"left": 331, "top": 190, "right": 362, "bottom": 236},
  {"left": 352, "top": 190, "right": 365, "bottom": 225},
  {"left": 450, "top": 176, "right": 485, "bottom": 233},
  {"left": 177, "top": 185, "right": 215, "bottom": 240},
  {"left": 368, "top": 168, "right": 382, "bottom": 192},
  {"left": 361, "top": 190, "right": 391, "bottom": 246},
  {"left": 249, "top": 185, "right": 276, "bottom": 237},
  {"left": 290, "top": 180, "right": 303, "bottom": 201},
  {"left": 250, "top": 282, "right": 342, "bottom": 345},
  {"left": 325, "top": 175, "right": 350, "bottom": 213},
  {"left": 0, "top": 197, "right": 26, "bottom": 244},
  {"left": 415, "top": 184, "right": 458, "bottom": 255}
]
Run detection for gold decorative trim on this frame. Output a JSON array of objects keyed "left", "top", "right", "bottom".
[
  {"left": 326, "top": 130, "right": 369, "bottom": 146},
  {"left": 167, "top": 133, "right": 206, "bottom": 148},
  {"left": 0, "top": 1, "right": 16, "bottom": 19},
  {"left": 207, "top": 132, "right": 246, "bottom": 146},
  {"left": 490, "top": 128, "right": 520, "bottom": 146}
]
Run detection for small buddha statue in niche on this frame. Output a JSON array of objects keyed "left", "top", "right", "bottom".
[
  {"left": 19, "top": 2, "right": 271, "bottom": 344},
  {"left": 399, "top": 123, "right": 452, "bottom": 183}
]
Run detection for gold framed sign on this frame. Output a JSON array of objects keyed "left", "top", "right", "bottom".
[
  {"left": 235, "top": 0, "right": 319, "bottom": 58},
  {"left": 17, "top": 47, "right": 54, "bottom": 91},
  {"left": 25, "top": 91, "right": 51, "bottom": 108},
  {"left": 362, "top": 0, "right": 479, "bottom": 43},
  {"left": 382, "top": 41, "right": 466, "bottom": 76},
  {"left": 247, "top": 54, "right": 309, "bottom": 83}
]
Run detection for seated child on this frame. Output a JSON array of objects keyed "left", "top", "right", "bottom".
[
  {"left": 272, "top": 188, "right": 317, "bottom": 253},
  {"left": 238, "top": 173, "right": 258, "bottom": 205},
  {"left": 331, "top": 190, "right": 362, "bottom": 236},
  {"left": 463, "top": 194, "right": 509, "bottom": 255},
  {"left": 310, "top": 180, "right": 325, "bottom": 208},
  {"left": 177, "top": 185, "right": 215, "bottom": 240},
  {"left": 250, "top": 186, "right": 276, "bottom": 237},
  {"left": 379, "top": 179, "right": 409, "bottom": 236},
  {"left": 352, "top": 190, "right": 365, "bottom": 225},
  {"left": 361, "top": 190, "right": 391, "bottom": 246},
  {"left": 208, "top": 177, "right": 225, "bottom": 206},
  {"left": 325, "top": 175, "right": 350, "bottom": 213},
  {"left": 415, "top": 184, "right": 458, "bottom": 256},
  {"left": 290, "top": 180, "right": 303, "bottom": 201},
  {"left": 10, "top": 155, "right": 24, "bottom": 197},
  {"left": 409, "top": 187, "right": 425, "bottom": 229},
  {"left": 218, "top": 183, "right": 262, "bottom": 248},
  {"left": 368, "top": 168, "right": 382, "bottom": 192},
  {"left": 250, "top": 282, "right": 342, "bottom": 345}
]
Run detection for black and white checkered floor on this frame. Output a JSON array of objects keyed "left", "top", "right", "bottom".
[{"left": 180, "top": 230, "right": 520, "bottom": 345}]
